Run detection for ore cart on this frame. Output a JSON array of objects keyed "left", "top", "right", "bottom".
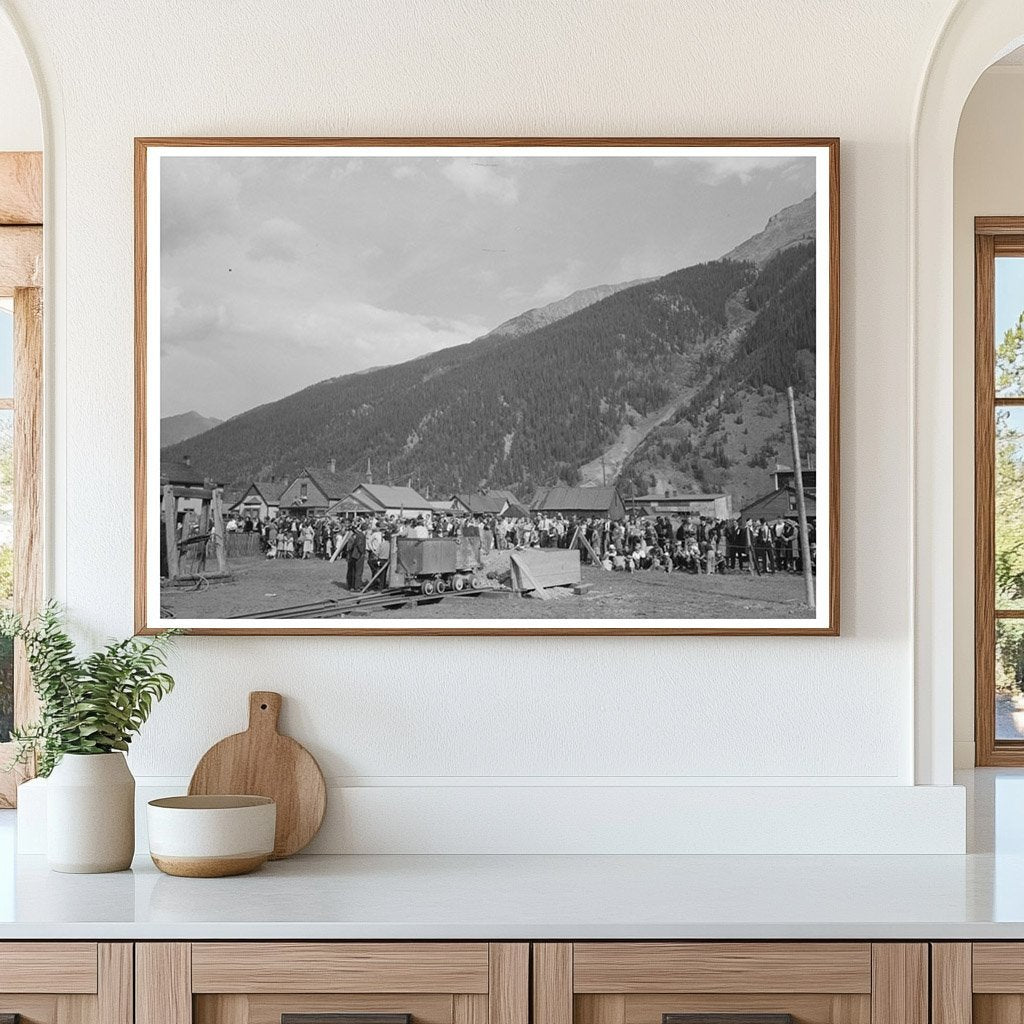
[{"left": 389, "top": 536, "right": 486, "bottom": 595}]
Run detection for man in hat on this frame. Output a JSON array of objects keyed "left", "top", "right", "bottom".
[{"left": 344, "top": 521, "right": 367, "bottom": 590}]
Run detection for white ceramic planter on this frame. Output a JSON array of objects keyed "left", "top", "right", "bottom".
[{"left": 46, "top": 752, "right": 135, "bottom": 873}]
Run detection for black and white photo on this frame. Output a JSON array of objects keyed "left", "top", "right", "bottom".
[{"left": 136, "top": 139, "right": 838, "bottom": 634}]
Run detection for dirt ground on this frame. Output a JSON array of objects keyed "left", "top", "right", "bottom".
[{"left": 161, "top": 549, "right": 814, "bottom": 621}]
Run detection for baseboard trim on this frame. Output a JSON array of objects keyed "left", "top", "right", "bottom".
[{"left": 17, "top": 778, "right": 967, "bottom": 856}]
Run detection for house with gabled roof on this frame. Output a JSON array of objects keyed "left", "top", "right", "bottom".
[
  {"left": 279, "top": 465, "right": 350, "bottom": 515},
  {"left": 530, "top": 485, "right": 626, "bottom": 520},
  {"left": 230, "top": 478, "right": 290, "bottom": 521},
  {"left": 331, "top": 483, "right": 434, "bottom": 518}
]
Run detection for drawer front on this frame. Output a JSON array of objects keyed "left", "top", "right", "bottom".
[
  {"left": 0, "top": 942, "right": 99, "bottom": 994},
  {"left": 937, "top": 942, "right": 1024, "bottom": 1024},
  {"left": 572, "top": 944, "right": 872, "bottom": 995},
  {"left": 0, "top": 943, "right": 130, "bottom": 1024},
  {"left": 140, "top": 943, "right": 528, "bottom": 1024},
  {"left": 191, "top": 944, "right": 491, "bottom": 994},
  {"left": 534, "top": 944, "right": 926, "bottom": 1024}
]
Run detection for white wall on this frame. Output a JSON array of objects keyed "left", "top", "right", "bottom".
[
  {"left": 0, "top": 13, "right": 39, "bottom": 151},
  {"left": 0, "top": 0, "right": 972, "bottom": 852},
  {"left": 952, "top": 66, "right": 1024, "bottom": 767}
]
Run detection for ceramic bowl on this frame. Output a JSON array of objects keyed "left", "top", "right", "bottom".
[{"left": 147, "top": 795, "right": 276, "bottom": 877}]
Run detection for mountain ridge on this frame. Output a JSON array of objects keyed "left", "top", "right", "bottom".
[{"left": 162, "top": 195, "right": 818, "bottom": 506}]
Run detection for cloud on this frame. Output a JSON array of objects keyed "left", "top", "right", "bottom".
[
  {"left": 654, "top": 155, "right": 809, "bottom": 186},
  {"left": 532, "top": 259, "right": 588, "bottom": 305},
  {"left": 441, "top": 159, "right": 518, "bottom": 204},
  {"left": 246, "top": 216, "right": 308, "bottom": 263},
  {"left": 160, "top": 283, "right": 484, "bottom": 418}
]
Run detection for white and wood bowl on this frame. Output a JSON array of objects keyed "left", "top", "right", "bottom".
[{"left": 147, "top": 795, "right": 277, "bottom": 877}]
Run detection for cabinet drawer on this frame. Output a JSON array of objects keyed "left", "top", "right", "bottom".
[
  {"left": 191, "top": 943, "right": 491, "bottom": 994},
  {"left": 0, "top": 942, "right": 99, "bottom": 994},
  {"left": 534, "top": 943, "right": 925, "bottom": 1024},
  {"left": 139, "top": 942, "right": 529, "bottom": 1024},
  {"left": 572, "top": 944, "right": 872, "bottom": 994},
  {"left": 0, "top": 943, "right": 130, "bottom": 1024}
]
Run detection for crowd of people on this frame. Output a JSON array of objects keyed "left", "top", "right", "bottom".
[{"left": 218, "top": 507, "right": 815, "bottom": 587}]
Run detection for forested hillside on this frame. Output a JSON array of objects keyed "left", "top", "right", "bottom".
[
  {"left": 619, "top": 242, "right": 817, "bottom": 507},
  {"left": 163, "top": 196, "right": 819, "bottom": 509},
  {"left": 164, "top": 259, "right": 754, "bottom": 497}
]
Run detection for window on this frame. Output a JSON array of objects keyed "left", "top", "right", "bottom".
[
  {"left": 975, "top": 219, "right": 1024, "bottom": 764},
  {"left": 0, "top": 151, "right": 44, "bottom": 804}
]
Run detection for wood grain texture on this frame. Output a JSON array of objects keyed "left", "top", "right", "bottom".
[
  {"left": 242, "top": 995, "right": 451, "bottom": 1024},
  {"left": 453, "top": 994, "right": 487, "bottom": 1024},
  {"left": 0, "top": 152, "right": 42, "bottom": 224},
  {"left": 191, "top": 943, "right": 489, "bottom": 994},
  {"left": 534, "top": 944, "right": 572, "bottom": 1024},
  {"left": 662, "top": 1016, "right": 792, "bottom": 1024},
  {"left": 196, "top": 994, "right": 249, "bottom": 1024},
  {"left": 573, "top": 943, "right": 871, "bottom": 994},
  {"left": 976, "top": 228, "right": 998, "bottom": 765},
  {"left": 133, "top": 137, "right": 148, "bottom": 633},
  {"left": 0, "top": 998, "right": 58, "bottom": 1024},
  {"left": 973, "top": 995, "right": 1024, "bottom": 1024},
  {"left": 870, "top": 945, "right": 927, "bottom": 1024},
  {"left": 14, "top": 286, "right": 43, "bottom": 727},
  {"left": 488, "top": 944, "right": 528, "bottom": 1024},
  {"left": 281, "top": 1015, "right": 410, "bottom": 1024},
  {"left": 977, "top": 217, "right": 1024, "bottom": 236},
  {"left": 136, "top": 943, "right": 192, "bottom": 1024},
  {"left": 57, "top": 992, "right": 96, "bottom": 1024},
  {"left": 972, "top": 944, "right": 1024, "bottom": 992},
  {"left": 931, "top": 945, "right": 972, "bottom": 1024},
  {"left": 576, "top": 996, "right": 626, "bottom": 1024},
  {"left": 98, "top": 945, "right": 133, "bottom": 1024},
  {"left": 0, "top": 943, "right": 97, "bottom": 993},
  {"left": 134, "top": 135, "right": 839, "bottom": 637},
  {"left": 0, "top": 226, "right": 42, "bottom": 295},
  {"left": 623, "top": 995, "right": 869, "bottom": 1024},
  {"left": 188, "top": 691, "right": 326, "bottom": 859}
]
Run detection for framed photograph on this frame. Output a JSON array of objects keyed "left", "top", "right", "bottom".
[{"left": 135, "top": 137, "right": 839, "bottom": 635}]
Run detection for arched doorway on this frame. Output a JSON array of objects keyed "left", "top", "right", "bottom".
[{"left": 914, "top": 1, "right": 1024, "bottom": 784}]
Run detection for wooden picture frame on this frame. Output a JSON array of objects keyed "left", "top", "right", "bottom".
[{"left": 135, "top": 137, "right": 839, "bottom": 636}]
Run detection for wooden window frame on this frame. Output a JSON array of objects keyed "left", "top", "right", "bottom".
[{"left": 0, "top": 151, "right": 43, "bottom": 806}]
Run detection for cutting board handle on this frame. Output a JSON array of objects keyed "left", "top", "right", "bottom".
[{"left": 248, "top": 691, "right": 282, "bottom": 734}]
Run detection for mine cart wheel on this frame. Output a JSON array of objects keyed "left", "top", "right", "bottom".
[
  {"left": 421, "top": 579, "right": 436, "bottom": 596},
  {"left": 436, "top": 578, "right": 448, "bottom": 594},
  {"left": 471, "top": 575, "right": 485, "bottom": 589},
  {"left": 452, "top": 574, "right": 466, "bottom": 592}
]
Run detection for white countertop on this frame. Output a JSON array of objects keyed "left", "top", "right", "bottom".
[
  {"left": 1, "top": 769, "right": 1021, "bottom": 941},
  {"left": 0, "top": 849, "right": 1022, "bottom": 940}
]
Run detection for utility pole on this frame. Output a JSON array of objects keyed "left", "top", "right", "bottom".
[{"left": 787, "top": 386, "right": 814, "bottom": 609}]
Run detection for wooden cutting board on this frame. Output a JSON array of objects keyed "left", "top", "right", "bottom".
[{"left": 188, "top": 691, "right": 326, "bottom": 859}]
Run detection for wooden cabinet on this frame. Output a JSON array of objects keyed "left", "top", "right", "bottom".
[
  {"left": 0, "top": 942, "right": 132, "bottom": 1024},
  {"left": 136, "top": 944, "right": 528, "bottom": 1024},
  {"left": 532, "top": 944, "right": 928, "bottom": 1024},
  {"left": 931, "top": 943, "right": 1024, "bottom": 1024}
]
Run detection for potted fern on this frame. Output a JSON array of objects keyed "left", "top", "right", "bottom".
[{"left": 2, "top": 604, "right": 178, "bottom": 873}]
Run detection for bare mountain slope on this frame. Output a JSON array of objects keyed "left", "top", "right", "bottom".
[
  {"left": 722, "top": 195, "right": 815, "bottom": 266},
  {"left": 480, "top": 278, "right": 651, "bottom": 342}
]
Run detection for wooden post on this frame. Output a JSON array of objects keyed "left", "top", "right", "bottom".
[
  {"left": 162, "top": 485, "right": 179, "bottom": 579},
  {"left": 211, "top": 487, "right": 227, "bottom": 573},
  {"left": 787, "top": 385, "right": 815, "bottom": 608}
]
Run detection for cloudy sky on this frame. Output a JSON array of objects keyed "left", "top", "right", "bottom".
[{"left": 160, "top": 151, "right": 815, "bottom": 420}]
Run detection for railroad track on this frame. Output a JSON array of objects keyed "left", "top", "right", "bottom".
[{"left": 235, "top": 585, "right": 502, "bottom": 620}]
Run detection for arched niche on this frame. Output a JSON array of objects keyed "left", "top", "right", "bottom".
[{"left": 914, "top": 1, "right": 1024, "bottom": 784}]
